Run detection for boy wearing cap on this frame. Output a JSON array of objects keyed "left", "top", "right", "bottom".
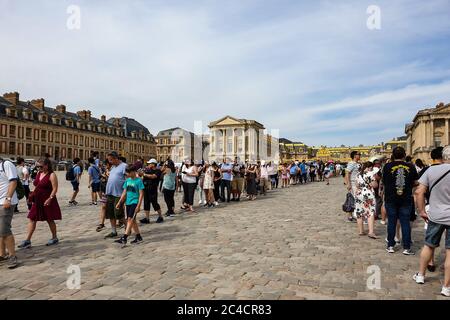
[{"left": 139, "top": 159, "right": 163, "bottom": 224}]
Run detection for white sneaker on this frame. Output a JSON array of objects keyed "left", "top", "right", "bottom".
[
  {"left": 386, "top": 246, "right": 395, "bottom": 253},
  {"left": 214, "top": 201, "right": 219, "bottom": 206},
  {"left": 413, "top": 273, "right": 425, "bottom": 284},
  {"left": 441, "top": 287, "right": 450, "bottom": 297},
  {"left": 380, "top": 220, "right": 386, "bottom": 225},
  {"left": 198, "top": 200, "right": 203, "bottom": 205},
  {"left": 402, "top": 249, "right": 415, "bottom": 256}
]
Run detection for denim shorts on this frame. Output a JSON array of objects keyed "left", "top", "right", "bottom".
[
  {"left": 71, "top": 181, "right": 80, "bottom": 192},
  {"left": 425, "top": 220, "right": 450, "bottom": 249}
]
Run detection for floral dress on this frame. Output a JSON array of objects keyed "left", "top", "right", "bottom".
[{"left": 354, "top": 171, "right": 376, "bottom": 220}]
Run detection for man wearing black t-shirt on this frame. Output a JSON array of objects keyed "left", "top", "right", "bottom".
[
  {"left": 139, "top": 159, "right": 163, "bottom": 224},
  {"left": 382, "top": 147, "right": 419, "bottom": 255}
]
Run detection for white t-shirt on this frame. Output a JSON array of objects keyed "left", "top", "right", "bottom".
[
  {"left": 17, "top": 165, "right": 29, "bottom": 186},
  {"left": 182, "top": 166, "right": 197, "bottom": 184},
  {"left": 0, "top": 160, "right": 19, "bottom": 205}
]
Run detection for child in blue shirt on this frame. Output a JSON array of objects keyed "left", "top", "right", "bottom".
[{"left": 115, "top": 166, "right": 144, "bottom": 245}]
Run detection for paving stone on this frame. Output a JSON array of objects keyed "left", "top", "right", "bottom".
[{"left": 0, "top": 173, "right": 441, "bottom": 300}]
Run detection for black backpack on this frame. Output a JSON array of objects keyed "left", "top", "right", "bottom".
[
  {"left": 342, "top": 192, "right": 355, "bottom": 213},
  {"left": 66, "top": 165, "right": 76, "bottom": 181}
]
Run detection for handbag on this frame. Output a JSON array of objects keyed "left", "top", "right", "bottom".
[{"left": 342, "top": 192, "right": 355, "bottom": 213}]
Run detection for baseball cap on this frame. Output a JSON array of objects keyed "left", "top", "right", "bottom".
[{"left": 147, "top": 158, "right": 157, "bottom": 164}]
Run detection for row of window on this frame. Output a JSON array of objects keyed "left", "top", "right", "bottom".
[
  {"left": 1, "top": 141, "right": 153, "bottom": 161},
  {"left": 1, "top": 124, "right": 128, "bottom": 149},
  {"left": 6, "top": 108, "right": 125, "bottom": 136}
]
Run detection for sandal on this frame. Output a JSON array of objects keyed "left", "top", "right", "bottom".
[
  {"left": 359, "top": 232, "right": 366, "bottom": 236},
  {"left": 180, "top": 205, "right": 188, "bottom": 210},
  {"left": 96, "top": 224, "right": 105, "bottom": 232},
  {"left": 368, "top": 233, "right": 379, "bottom": 239}
]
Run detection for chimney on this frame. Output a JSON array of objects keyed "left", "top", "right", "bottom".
[
  {"left": 101, "top": 115, "right": 106, "bottom": 122},
  {"left": 55, "top": 105, "right": 66, "bottom": 114},
  {"left": 3, "top": 92, "right": 19, "bottom": 105},
  {"left": 86, "top": 110, "right": 92, "bottom": 120},
  {"left": 77, "top": 110, "right": 88, "bottom": 120},
  {"left": 30, "top": 98, "right": 45, "bottom": 111}
]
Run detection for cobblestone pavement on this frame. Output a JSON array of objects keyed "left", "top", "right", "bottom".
[{"left": 0, "top": 172, "right": 447, "bottom": 300}]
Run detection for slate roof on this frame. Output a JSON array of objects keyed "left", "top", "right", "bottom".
[{"left": 0, "top": 95, "right": 153, "bottom": 140}]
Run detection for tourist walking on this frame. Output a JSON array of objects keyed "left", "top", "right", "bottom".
[
  {"left": 0, "top": 157, "right": 20, "bottom": 268},
  {"left": 96, "top": 160, "right": 110, "bottom": 232},
  {"left": 181, "top": 159, "right": 198, "bottom": 212},
  {"left": 68, "top": 158, "right": 82, "bottom": 206},
  {"left": 354, "top": 162, "right": 379, "bottom": 239},
  {"left": 267, "top": 161, "right": 278, "bottom": 189},
  {"left": 161, "top": 160, "right": 177, "bottom": 216},
  {"left": 16, "top": 157, "right": 31, "bottom": 210},
  {"left": 246, "top": 164, "right": 258, "bottom": 200},
  {"left": 413, "top": 145, "right": 450, "bottom": 297},
  {"left": 18, "top": 158, "right": 61, "bottom": 248},
  {"left": 300, "top": 160, "right": 308, "bottom": 184},
  {"left": 383, "top": 147, "right": 419, "bottom": 255},
  {"left": 220, "top": 158, "right": 233, "bottom": 203},
  {"left": 202, "top": 161, "right": 215, "bottom": 207},
  {"left": 345, "top": 151, "right": 362, "bottom": 222},
  {"left": 140, "top": 159, "right": 163, "bottom": 224},
  {"left": 212, "top": 162, "right": 221, "bottom": 206},
  {"left": 259, "top": 161, "right": 270, "bottom": 195},
  {"left": 324, "top": 163, "right": 331, "bottom": 185},
  {"left": 114, "top": 166, "right": 144, "bottom": 245},
  {"left": 104, "top": 152, "right": 127, "bottom": 239},
  {"left": 88, "top": 157, "right": 102, "bottom": 206},
  {"left": 415, "top": 147, "right": 444, "bottom": 273},
  {"left": 196, "top": 162, "right": 206, "bottom": 205},
  {"left": 231, "top": 159, "right": 245, "bottom": 201},
  {"left": 281, "top": 163, "right": 289, "bottom": 188}
]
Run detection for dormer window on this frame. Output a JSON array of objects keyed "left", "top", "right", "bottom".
[
  {"left": 52, "top": 117, "right": 60, "bottom": 125},
  {"left": 6, "top": 108, "right": 17, "bottom": 118}
]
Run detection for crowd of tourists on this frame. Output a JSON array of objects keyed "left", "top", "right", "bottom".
[
  {"left": 1, "top": 152, "right": 336, "bottom": 269},
  {"left": 344, "top": 146, "right": 450, "bottom": 297}
]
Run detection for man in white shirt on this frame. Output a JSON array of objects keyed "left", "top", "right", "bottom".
[
  {"left": 16, "top": 158, "right": 31, "bottom": 210},
  {"left": 413, "top": 146, "right": 450, "bottom": 297},
  {"left": 0, "top": 158, "right": 20, "bottom": 269}
]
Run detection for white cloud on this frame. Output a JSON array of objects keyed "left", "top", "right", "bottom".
[{"left": 0, "top": 0, "right": 449, "bottom": 146}]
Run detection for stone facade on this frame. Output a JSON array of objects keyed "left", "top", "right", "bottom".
[
  {"left": 208, "top": 116, "right": 278, "bottom": 163},
  {"left": 405, "top": 102, "right": 450, "bottom": 162},
  {"left": 279, "top": 138, "right": 310, "bottom": 163},
  {"left": 156, "top": 127, "right": 202, "bottom": 163},
  {"left": 0, "top": 92, "right": 156, "bottom": 162},
  {"left": 310, "top": 145, "right": 382, "bottom": 162}
]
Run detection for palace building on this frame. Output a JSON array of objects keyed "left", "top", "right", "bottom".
[
  {"left": 208, "top": 116, "right": 278, "bottom": 163},
  {"left": 155, "top": 127, "right": 202, "bottom": 163},
  {"left": 279, "top": 138, "right": 310, "bottom": 163},
  {"left": 310, "top": 145, "right": 383, "bottom": 162},
  {"left": 0, "top": 91, "right": 157, "bottom": 162},
  {"left": 405, "top": 102, "right": 450, "bottom": 162}
]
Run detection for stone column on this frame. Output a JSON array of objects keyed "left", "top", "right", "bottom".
[
  {"left": 445, "top": 119, "right": 449, "bottom": 146},
  {"left": 429, "top": 120, "right": 434, "bottom": 148},
  {"left": 222, "top": 129, "right": 226, "bottom": 159},
  {"left": 232, "top": 127, "right": 236, "bottom": 157}
]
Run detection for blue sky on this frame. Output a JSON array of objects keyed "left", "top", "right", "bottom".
[{"left": 1, "top": 0, "right": 450, "bottom": 146}]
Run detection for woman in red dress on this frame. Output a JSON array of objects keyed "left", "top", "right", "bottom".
[{"left": 18, "top": 158, "right": 61, "bottom": 248}]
